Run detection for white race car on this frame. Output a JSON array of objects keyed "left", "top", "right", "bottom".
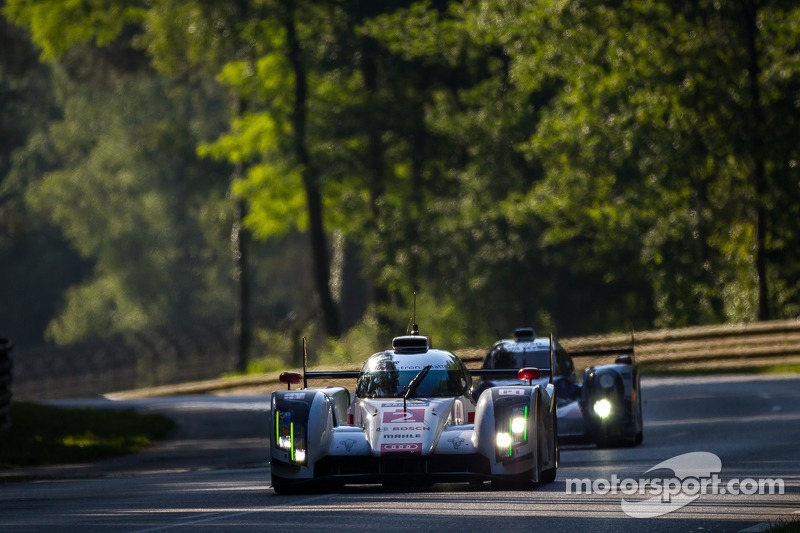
[{"left": 270, "top": 329, "right": 558, "bottom": 493}]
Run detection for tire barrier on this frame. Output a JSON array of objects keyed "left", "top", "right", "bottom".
[{"left": 0, "top": 338, "right": 13, "bottom": 432}]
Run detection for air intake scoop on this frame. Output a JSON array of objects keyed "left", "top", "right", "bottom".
[
  {"left": 392, "top": 335, "right": 429, "bottom": 353},
  {"left": 513, "top": 328, "right": 536, "bottom": 341}
]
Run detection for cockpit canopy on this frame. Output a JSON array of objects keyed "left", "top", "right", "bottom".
[{"left": 355, "top": 349, "right": 472, "bottom": 399}]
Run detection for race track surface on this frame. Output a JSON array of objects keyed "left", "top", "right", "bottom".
[{"left": 1, "top": 375, "right": 798, "bottom": 532}]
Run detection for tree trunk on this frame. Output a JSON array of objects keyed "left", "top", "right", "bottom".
[
  {"left": 361, "top": 36, "right": 393, "bottom": 340},
  {"left": 232, "top": 191, "right": 251, "bottom": 373},
  {"left": 744, "top": 0, "right": 770, "bottom": 320},
  {"left": 285, "top": 3, "right": 341, "bottom": 337}
]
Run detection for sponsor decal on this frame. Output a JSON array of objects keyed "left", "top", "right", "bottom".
[
  {"left": 448, "top": 437, "right": 465, "bottom": 450},
  {"left": 391, "top": 426, "right": 430, "bottom": 431},
  {"left": 381, "top": 400, "right": 430, "bottom": 407},
  {"left": 383, "top": 434, "right": 422, "bottom": 439},
  {"left": 341, "top": 439, "right": 357, "bottom": 452},
  {"left": 381, "top": 442, "right": 422, "bottom": 454},
  {"left": 497, "top": 389, "right": 526, "bottom": 396},
  {"left": 283, "top": 392, "right": 305, "bottom": 400},
  {"left": 393, "top": 364, "right": 449, "bottom": 370},
  {"left": 382, "top": 408, "right": 426, "bottom": 423}
]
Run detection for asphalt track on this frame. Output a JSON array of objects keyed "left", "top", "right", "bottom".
[{"left": 0, "top": 375, "right": 798, "bottom": 532}]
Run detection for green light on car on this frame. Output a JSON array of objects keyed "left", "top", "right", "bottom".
[{"left": 290, "top": 421, "right": 295, "bottom": 461}]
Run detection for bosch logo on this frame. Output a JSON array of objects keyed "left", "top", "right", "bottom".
[{"left": 392, "top": 426, "right": 430, "bottom": 431}]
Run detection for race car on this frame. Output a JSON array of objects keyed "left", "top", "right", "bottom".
[
  {"left": 269, "top": 328, "right": 558, "bottom": 493},
  {"left": 474, "top": 328, "right": 643, "bottom": 448}
]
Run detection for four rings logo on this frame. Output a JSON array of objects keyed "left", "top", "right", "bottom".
[
  {"left": 567, "top": 452, "right": 785, "bottom": 518},
  {"left": 381, "top": 443, "right": 422, "bottom": 454}
]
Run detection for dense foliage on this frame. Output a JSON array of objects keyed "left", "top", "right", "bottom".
[{"left": 2, "top": 0, "right": 798, "bottom": 355}]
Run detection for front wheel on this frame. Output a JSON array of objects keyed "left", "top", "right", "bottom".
[
  {"left": 538, "top": 411, "right": 557, "bottom": 485},
  {"left": 634, "top": 382, "right": 644, "bottom": 445},
  {"left": 271, "top": 473, "right": 317, "bottom": 495}
]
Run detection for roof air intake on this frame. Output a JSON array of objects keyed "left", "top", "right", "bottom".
[
  {"left": 392, "top": 335, "right": 429, "bottom": 353},
  {"left": 513, "top": 328, "right": 536, "bottom": 341}
]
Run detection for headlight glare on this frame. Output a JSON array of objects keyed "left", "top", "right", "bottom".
[
  {"left": 594, "top": 399, "right": 612, "bottom": 418},
  {"left": 275, "top": 409, "right": 307, "bottom": 464},
  {"left": 496, "top": 432, "right": 512, "bottom": 448},
  {"left": 511, "top": 416, "right": 526, "bottom": 435}
]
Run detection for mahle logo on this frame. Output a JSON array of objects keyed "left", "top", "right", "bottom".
[{"left": 566, "top": 452, "right": 785, "bottom": 518}]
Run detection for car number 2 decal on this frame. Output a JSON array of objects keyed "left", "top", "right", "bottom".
[{"left": 382, "top": 408, "right": 426, "bottom": 423}]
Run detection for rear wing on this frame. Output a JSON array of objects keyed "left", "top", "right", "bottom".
[
  {"left": 469, "top": 368, "right": 552, "bottom": 378},
  {"left": 470, "top": 332, "right": 558, "bottom": 386},
  {"left": 303, "top": 371, "right": 360, "bottom": 381}
]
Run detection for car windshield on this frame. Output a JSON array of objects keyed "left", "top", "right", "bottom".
[
  {"left": 356, "top": 369, "right": 468, "bottom": 399},
  {"left": 485, "top": 349, "right": 550, "bottom": 370}
]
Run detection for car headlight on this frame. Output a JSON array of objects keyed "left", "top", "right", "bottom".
[
  {"left": 593, "top": 399, "right": 612, "bottom": 418},
  {"left": 511, "top": 416, "right": 526, "bottom": 435},
  {"left": 496, "top": 432, "right": 512, "bottom": 448},
  {"left": 275, "top": 409, "right": 307, "bottom": 464},
  {"left": 496, "top": 405, "right": 528, "bottom": 457}
]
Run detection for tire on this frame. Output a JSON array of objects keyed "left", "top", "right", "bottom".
[
  {"left": 538, "top": 411, "right": 557, "bottom": 485},
  {"left": 634, "top": 379, "right": 644, "bottom": 445},
  {"left": 271, "top": 473, "right": 313, "bottom": 495}
]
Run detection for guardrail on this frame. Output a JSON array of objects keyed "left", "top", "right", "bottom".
[
  {"left": 26, "top": 318, "right": 800, "bottom": 401},
  {"left": 560, "top": 318, "right": 800, "bottom": 372},
  {"left": 12, "top": 321, "right": 235, "bottom": 400},
  {"left": 0, "top": 338, "right": 13, "bottom": 431}
]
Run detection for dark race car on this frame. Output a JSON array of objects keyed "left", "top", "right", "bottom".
[{"left": 474, "top": 328, "right": 643, "bottom": 448}]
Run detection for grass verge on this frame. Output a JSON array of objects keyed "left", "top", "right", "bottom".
[{"left": 0, "top": 402, "right": 176, "bottom": 469}]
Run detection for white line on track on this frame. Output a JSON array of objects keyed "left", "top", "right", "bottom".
[{"left": 129, "top": 494, "right": 328, "bottom": 533}]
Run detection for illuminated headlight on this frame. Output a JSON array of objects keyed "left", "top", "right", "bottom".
[
  {"left": 497, "top": 405, "right": 528, "bottom": 457},
  {"left": 276, "top": 410, "right": 292, "bottom": 451},
  {"left": 594, "top": 399, "right": 612, "bottom": 418},
  {"left": 496, "top": 432, "right": 512, "bottom": 448},
  {"left": 275, "top": 409, "right": 307, "bottom": 463}
]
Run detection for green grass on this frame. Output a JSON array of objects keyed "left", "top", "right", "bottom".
[{"left": 0, "top": 402, "right": 176, "bottom": 468}]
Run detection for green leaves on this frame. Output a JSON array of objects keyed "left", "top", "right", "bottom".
[
  {"left": 5, "top": 0, "right": 800, "bottom": 346},
  {"left": 4, "top": 0, "right": 145, "bottom": 60}
]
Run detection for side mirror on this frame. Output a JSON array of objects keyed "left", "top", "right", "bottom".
[
  {"left": 279, "top": 371, "right": 303, "bottom": 390},
  {"left": 518, "top": 367, "right": 541, "bottom": 385},
  {"left": 615, "top": 355, "right": 633, "bottom": 365}
]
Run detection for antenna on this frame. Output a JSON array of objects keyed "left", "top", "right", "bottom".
[
  {"left": 410, "top": 291, "right": 419, "bottom": 335},
  {"left": 302, "top": 337, "right": 308, "bottom": 389}
]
